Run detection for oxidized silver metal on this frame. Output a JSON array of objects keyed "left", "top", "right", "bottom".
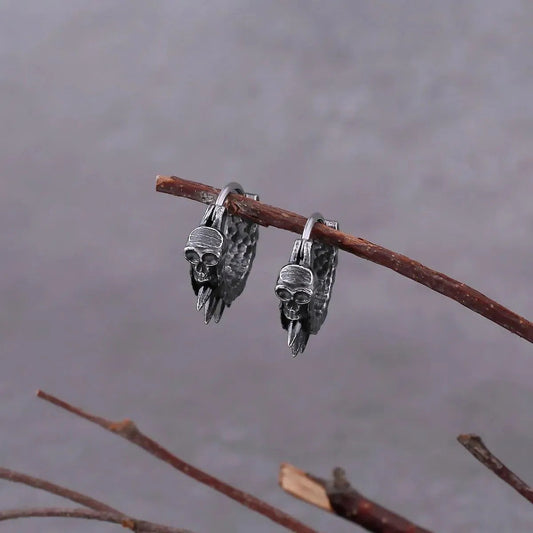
[
  {"left": 184, "top": 182, "right": 259, "bottom": 324},
  {"left": 275, "top": 212, "right": 338, "bottom": 356}
]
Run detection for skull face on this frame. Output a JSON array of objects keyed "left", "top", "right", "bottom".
[
  {"left": 184, "top": 226, "right": 225, "bottom": 283},
  {"left": 275, "top": 264, "right": 315, "bottom": 321}
]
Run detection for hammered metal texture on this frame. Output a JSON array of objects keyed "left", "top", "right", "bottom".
[
  {"left": 186, "top": 192, "right": 259, "bottom": 324},
  {"left": 308, "top": 219, "right": 338, "bottom": 335},
  {"left": 220, "top": 193, "right": 259, "bottom": 305}
]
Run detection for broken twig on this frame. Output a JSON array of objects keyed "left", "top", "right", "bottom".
[{"left": 279, "top": 463, "right": 432, "bottom": 533}]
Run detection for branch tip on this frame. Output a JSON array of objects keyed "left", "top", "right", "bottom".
[{"left": 457, "top": 433, "right": 533, "bottom": 505}]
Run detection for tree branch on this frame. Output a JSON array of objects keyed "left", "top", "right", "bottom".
[
  {"left": 0, "top": 467, "right": 120, "bottom": 514},
  {"left": 457, "top": 434, "right": 533, "bottom": 505},
  {"left": 0, "top": 506, "right": 186, "bottom": 532},
  {"left": 0, "top": 507, "right": 121, "bottom": 524},
  {"left": 155, "top": 174, "right": 533, "bottom": 345},
  {"left": 36, "top": 390, "right": 321, "bottom": 533},
  {"left": 279, "top": 463, "right": 432, "bottom": 533},
  {"left": 0, "top": 467, "right": 195, "bottom": 533}
]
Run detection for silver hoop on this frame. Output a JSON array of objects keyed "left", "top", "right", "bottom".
[
  {"left": 215, "top": 182, "right": 244, "bottom": 206},
  {"left": 301, "top": 212, "right": 325, "bottom": 240}
]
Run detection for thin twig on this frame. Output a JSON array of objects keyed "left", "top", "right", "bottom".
[
  {"left": 457, "top": 434, "right": 533, "bottom": 505},
  {"left": 0, "top": 506, "right": 185, "bottom": 532},
  {"left": 279, "top": 463, "right": 432, "bottom": 533},
  {"left": 0, "top": 467, "right": 194, "bottom": 533},
  {"left": 36, "top": 390, "right": 321, "bottom": 533},
  {"left": 156, "top": 175, "right": 533, "bottom": 344},
  {"left": 0, "top": 467, "right": 120, "bottom": 513},
  {"left": 0, "top": 507, "right": 121, "bottom": 524}
]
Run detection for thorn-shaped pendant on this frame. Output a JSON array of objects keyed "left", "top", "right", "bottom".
[
  {"left": 287, "top": 320, "right": 301, "bottom": 348},
  {"left": 213, "top": 299, "right": 225, "bottom": 324},
  {"left": 196, "top": 285, "right": 212, "bottom": 311},
  {"left": 204, "top": 296, "right": 219, "bottom": 324}
]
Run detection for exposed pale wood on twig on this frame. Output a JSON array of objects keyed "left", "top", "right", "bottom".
[
  {"left": 156, "top": 174, "right": 533, "bottom": 344},
  {"left": 279, "top": 463, "right": 433, "bottom": 533},
  {"left": 458, "top": 434, "right": 533, "bottom": 505},
  {"left": 280, "top": 464, "right": 332, "bottom": 512}
]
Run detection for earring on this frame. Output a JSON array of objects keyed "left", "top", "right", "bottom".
[
  {"left": 275, "top": 213, "right": 338, "bottom": 356},
  {"left": 184, "top": 182, "right": 259, "bottom": 324}
]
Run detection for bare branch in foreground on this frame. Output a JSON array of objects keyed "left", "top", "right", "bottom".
[
  {"left": 279, "top": 463, "right": 432, "bottom": 533},
  {"left": 0, "top": 467, "right": 194, "bottom": 533},
  {"left": 0, "top": 507, "right": 187, "bottom": 532},
  {"left": 0, "top": 507, "right": 121, "bottom": 524},
  {"left": 156, "top": 174, "right": 533, "bottom": 345},
  {"left": 36, "top": 390, "right": 321, "bottom": 533},
  {"left": 0, "top": 467, "right": 120, "bottom": 513},
  {"left": 457, "top": 434, "right": 533, "bottom": 505}
]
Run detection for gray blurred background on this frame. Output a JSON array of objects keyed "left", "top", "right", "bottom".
[{"left": 1, "top": 1, "right": 533, "bottom": 532}]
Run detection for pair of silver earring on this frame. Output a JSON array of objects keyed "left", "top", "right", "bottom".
[{"left": 183, "top": 182, "right": 339, "bottom": 356}]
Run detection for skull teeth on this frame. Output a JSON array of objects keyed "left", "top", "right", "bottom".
[{"left": 284, "top": 307, "right": 300, "bottom": 321}]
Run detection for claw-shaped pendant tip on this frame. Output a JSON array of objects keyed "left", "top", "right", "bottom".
[
  {"left": 204, "top": 296, "right": 218, "bottom": 324},
  {"left": 213, "top": 299, "right": 225, "bottom": 323},
  {"left": 196, "top": 285, "right": 212, "bottom": 311},
  {"left": 287, "top": 320, "right": 301, "bottom": 349}
]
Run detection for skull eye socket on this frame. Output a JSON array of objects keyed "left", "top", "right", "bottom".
[
  {"left": 276, "top": 288, "right": 292, "bottom": 301},
  {"left": 202, "top": 253, "right": 219, "bottom": 267},
  {"left": 294, "top": 291, "right": 311, "bottom": 305},
  {"left": 185, "top": 250, "right": 200, "bottom": 264}
]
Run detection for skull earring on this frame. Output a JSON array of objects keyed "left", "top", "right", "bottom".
[
  {"left": 184, "top": 182, "right": 259, "bottom": 324},
  {"left": 275, "top": 213, "right": 339, "bottom": 356}
]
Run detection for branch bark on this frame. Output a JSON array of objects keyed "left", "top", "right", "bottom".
[
  {"left": 0, "top": 467, "right": 120, "bottom": 514},
  {"left": 155, "top": 174, "right": 533, "bottom": 345},
  {"left": 457, "top": 434, "right": 533, "bottom": 505},
  {"left": 279, "top": 463, "right": 432, "bottom": 533},
  {"left": 0, "top": 467, "right": 194, "bottom": 533},
  {"left": 0, "top": 507, "right": 122, "bottom": 524},
  {"left": 36, "top": 390, "right": 321, "bottom": 533},
  {"left": 0, "top": 507, "right": 186, "bottom": 532}
]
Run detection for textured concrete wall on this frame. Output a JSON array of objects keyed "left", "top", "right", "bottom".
[{"left": 1, "top": 2, "right": 533, "bottom": 531}]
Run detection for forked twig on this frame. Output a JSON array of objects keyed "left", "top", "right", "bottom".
[
  {"left": 156, "top": 175, "right": 533, "bottom": 344},
  {"left": 458, "top": 434, "right": 533, "bottom": 505},
  {"left": 0, "top": 507, "right": 183, "bottom": 532},
  {"left": 0, "top": 467, "right": 193, "bottom": 532},
  {"left": 279, "top": 463, "right": 432, "bottom": 533},
  {"left": 0, "top": 467, "right": 120, "bottom": 513},
  {"left": 36, "top": 390, "right": 321, "bottom": 533}
]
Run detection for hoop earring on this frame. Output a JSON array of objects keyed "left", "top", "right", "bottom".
[
  {"left": 184, "top": 182, "right": 259, "bottom": 324},
  {"left": 275, "top": 213, "right": 338, "bottom": 356}
]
